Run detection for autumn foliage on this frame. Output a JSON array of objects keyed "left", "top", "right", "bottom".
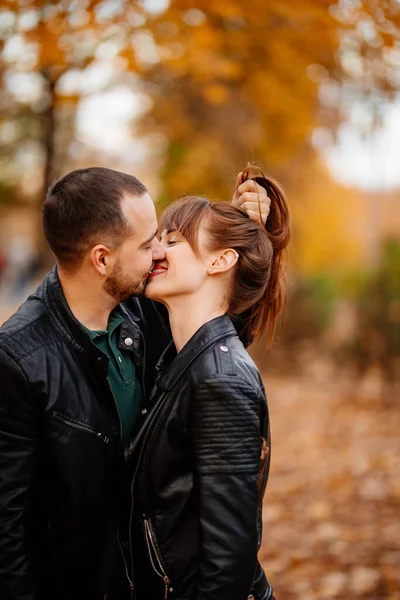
[{"left": 0, "top": 4, "right": 399, "bottom": 600}]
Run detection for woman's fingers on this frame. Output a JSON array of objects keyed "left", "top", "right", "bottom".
[
  {"left": 236, "top": 171, "right": 245, "bottom": 189},
  {"left": 239, "top": 204, "right": 269, "bottom": 225},
  {"left": 237, "top": 179, "right": 266, "bottom": 197},
  {"left": 236, "top": 195, "right": 271, "bottom": 227},
  {"left": 231, "top": 172, "right": 244, "bottom": 206},
  {"left": 232, "top": 176, "right": 271, "bottom": 226}
]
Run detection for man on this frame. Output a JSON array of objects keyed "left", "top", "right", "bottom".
[{"left": 0, "top": 167, "right": 270, "bottom": 600}]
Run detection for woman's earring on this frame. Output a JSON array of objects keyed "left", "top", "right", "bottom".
[{"left": 208, "top": 267, "right": 213, "bottom": 273}]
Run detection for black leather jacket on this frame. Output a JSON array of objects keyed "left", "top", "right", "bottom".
[
  {"left": 126, "top": 315, "right": 272, "bottom": 600},
  {"left": 0, "top": 268, "right": 171, "bottom": 600}
]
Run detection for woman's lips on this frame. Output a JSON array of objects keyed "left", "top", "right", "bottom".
[{"left": 148, "top": 266, "right": 167, "bottom": 278}]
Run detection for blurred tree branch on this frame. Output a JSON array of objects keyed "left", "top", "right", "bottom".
[
  {"left": 0, "top": 0, "right": 146, "bottom": 262},
  {"left": 0, "top": 0, "right": 399, "bottom": 265},
  {"left": 129, "top": 0, "right": 400, "bottom": 204}
]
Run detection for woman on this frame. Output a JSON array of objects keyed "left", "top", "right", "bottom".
[{"left": 127, "top": 167, "right": 290, "bottom": 600}]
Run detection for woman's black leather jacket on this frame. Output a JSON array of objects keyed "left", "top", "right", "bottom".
[{"left": 125, "top": 315, "right": 273, "bottom": 600}]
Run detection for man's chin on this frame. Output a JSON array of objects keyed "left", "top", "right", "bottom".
[
  {"left": 123, "top": 280, "right": 147, "bottom": 300},
  {"left": 105, "top": 280, "right": 148, "bottom": 303}
]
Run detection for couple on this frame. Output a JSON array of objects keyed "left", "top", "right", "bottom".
[{"left": 0, "top": 165, "right": 289, "bottom": 600}]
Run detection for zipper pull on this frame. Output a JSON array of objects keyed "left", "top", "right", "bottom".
[
  {"left": 163, "top": 576, "right": 172, "bottom": 599},
  {"left": 164, "top": 580, "right": 168, "bottom": 600}
]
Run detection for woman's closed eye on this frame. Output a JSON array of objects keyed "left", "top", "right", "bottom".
[{"left": 160, "top": 229, "right": 184, "bottom": 246}]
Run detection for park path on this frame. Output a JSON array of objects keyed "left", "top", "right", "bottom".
[{"left": 260, "top": 368, "right": 400, "bottom": 600}]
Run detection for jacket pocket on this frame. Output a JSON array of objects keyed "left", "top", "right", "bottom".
[
  {"left": 51, "top": 411, "right": 109, "bottom": 443},
  {"left": 143, "top": 517, "right": 173, "bottom": 599}
]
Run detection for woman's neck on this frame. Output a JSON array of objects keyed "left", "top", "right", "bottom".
[{"left": 165, "top": 296, "right": 225, "bottom": 353}]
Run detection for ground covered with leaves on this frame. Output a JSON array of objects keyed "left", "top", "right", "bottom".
[{"left": 260, "top": 366, "right": 399, "bottom": 600}]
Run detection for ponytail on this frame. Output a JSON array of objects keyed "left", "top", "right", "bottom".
[{"left": 239, "top": 166, "right": 290, "bottom": 346}]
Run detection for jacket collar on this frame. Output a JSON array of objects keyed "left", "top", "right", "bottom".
[
  {"left": 42, "top": 266, "right": 141, "bottom": 356},
  {"left": 155, "top": 314, "right": 237, "bottom": 392}
]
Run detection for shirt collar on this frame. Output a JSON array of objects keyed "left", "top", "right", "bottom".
[{"left": 79, "top": 308, "right": 124, "bottom": 340}]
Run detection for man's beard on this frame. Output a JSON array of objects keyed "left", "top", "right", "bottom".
[{"left": 104, "top": 258, "right": 147, "bottom": 302}]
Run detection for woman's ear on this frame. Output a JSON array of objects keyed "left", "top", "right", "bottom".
[{"left": 208, "top": 249, "right": 239, "bottom": 275}]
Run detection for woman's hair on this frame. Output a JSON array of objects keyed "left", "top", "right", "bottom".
[{"left": 159, "top": 166, "right": 290, "bottom": 346}]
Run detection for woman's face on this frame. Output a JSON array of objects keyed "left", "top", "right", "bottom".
[{"left": 145, "top": 227, "right": 211, "bottom": 303}]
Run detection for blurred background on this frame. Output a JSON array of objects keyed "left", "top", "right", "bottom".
[{"left": 0, "top": 1, "right": 399, "bottom": 598}]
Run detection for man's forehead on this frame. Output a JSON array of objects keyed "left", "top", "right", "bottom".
[
  {"left": 121, "top": 192, "right": 155, "bottom": 212},
  {"left": 121, "top": 192, "right": 157, "bottom": 227}
]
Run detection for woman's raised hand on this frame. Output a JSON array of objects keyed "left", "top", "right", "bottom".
[{"left": 231, "top": 172, "right": 271, "bottom": 226}]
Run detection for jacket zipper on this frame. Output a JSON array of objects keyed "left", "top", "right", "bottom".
[
  {"left": 118, "top": 326, "right": 147, "bottom": 598},
  {"left": 117, "top": 525, "right": 135, "bottom": 599},
  {"left": 143, "top": 518, "right": 172, "bottom": 599},
  {"left": 105, "top": 379, "right": 136, "bottom": 599},
  {"left": 139, "top": 401, "right": 174, "bottom": 599},
  {"left": 138, "top": 328, "right": 147, "bottom": 399},
  {"left": 51, "top": 412, "right": 109, "bottom": 443},
  {"left": 126, "top": 423, "right": 152, "bottom": 600},
  {"left": 109, "top": 325, "right": 143, "bottom": 597},
  {"left": 126, "top": 391, "right": 169, "bottom": 600},
  {"left": 134, "top": 328, "right": 148, "bottom": 427}
]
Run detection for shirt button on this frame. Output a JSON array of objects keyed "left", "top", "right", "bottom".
[
  {"left": 124, "top": 337, "right": 133, "bottom": 347},
  {"left": 219, "top": 345, "right": 229, "bottom": 352},
  {"left": 141, "top": 408, "right": 148, "bottom": 415}
]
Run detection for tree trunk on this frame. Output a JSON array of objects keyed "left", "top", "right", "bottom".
[
  {"left": 38, "top": 75, "right": 57, "bottom": 270},
  {"left": 43, "top": 77, "right": 56, "bottom": 196}
]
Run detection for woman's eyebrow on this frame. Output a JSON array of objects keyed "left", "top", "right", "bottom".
[{"left": 160, "top": 228, "right": 177, "bottom": 240}]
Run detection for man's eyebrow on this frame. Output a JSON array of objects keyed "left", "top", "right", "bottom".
[{"left": 140, "top": 229, "right": 159, "bottom": 247}]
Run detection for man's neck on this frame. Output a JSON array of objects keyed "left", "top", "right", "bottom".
[{"left": 58, "top": 269, "right": 118, "bottom": 331}]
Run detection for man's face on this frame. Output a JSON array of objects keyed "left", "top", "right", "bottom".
[{"left": 104, "top": 193, "right": 164, "bottom": 302}]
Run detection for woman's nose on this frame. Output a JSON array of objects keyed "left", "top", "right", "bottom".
[{"left": 152, "top": 238, "right": 166, "bottom": 261}]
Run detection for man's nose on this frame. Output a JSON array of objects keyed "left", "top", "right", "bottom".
[{"left": 152, "top": 237, "right": 166, "bottom": 261}]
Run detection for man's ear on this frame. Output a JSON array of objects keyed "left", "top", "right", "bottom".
[
  {"left": 208, "top": 248, "right": 239, "bottom": 275},
  {"left": 90, "top": 245, "right": 113, "bottom": 276}
]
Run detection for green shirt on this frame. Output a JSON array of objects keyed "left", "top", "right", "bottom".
[
  {"left": 81, "top": 308, "right": 141, "bottom": 447},
  {"left": 80, "top": 308, "right": 141, "bottom": 594}
]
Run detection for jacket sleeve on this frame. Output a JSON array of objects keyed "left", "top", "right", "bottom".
[
  {"left": 190, "top": 375, "right": 263, "bottom": 600},
  {"left": 0, "top": 348, "right": 39, "bottom": 600}
]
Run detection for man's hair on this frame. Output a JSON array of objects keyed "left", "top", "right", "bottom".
[{"left": 43, "top": 167, "right": 147, "bottom": 269}]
